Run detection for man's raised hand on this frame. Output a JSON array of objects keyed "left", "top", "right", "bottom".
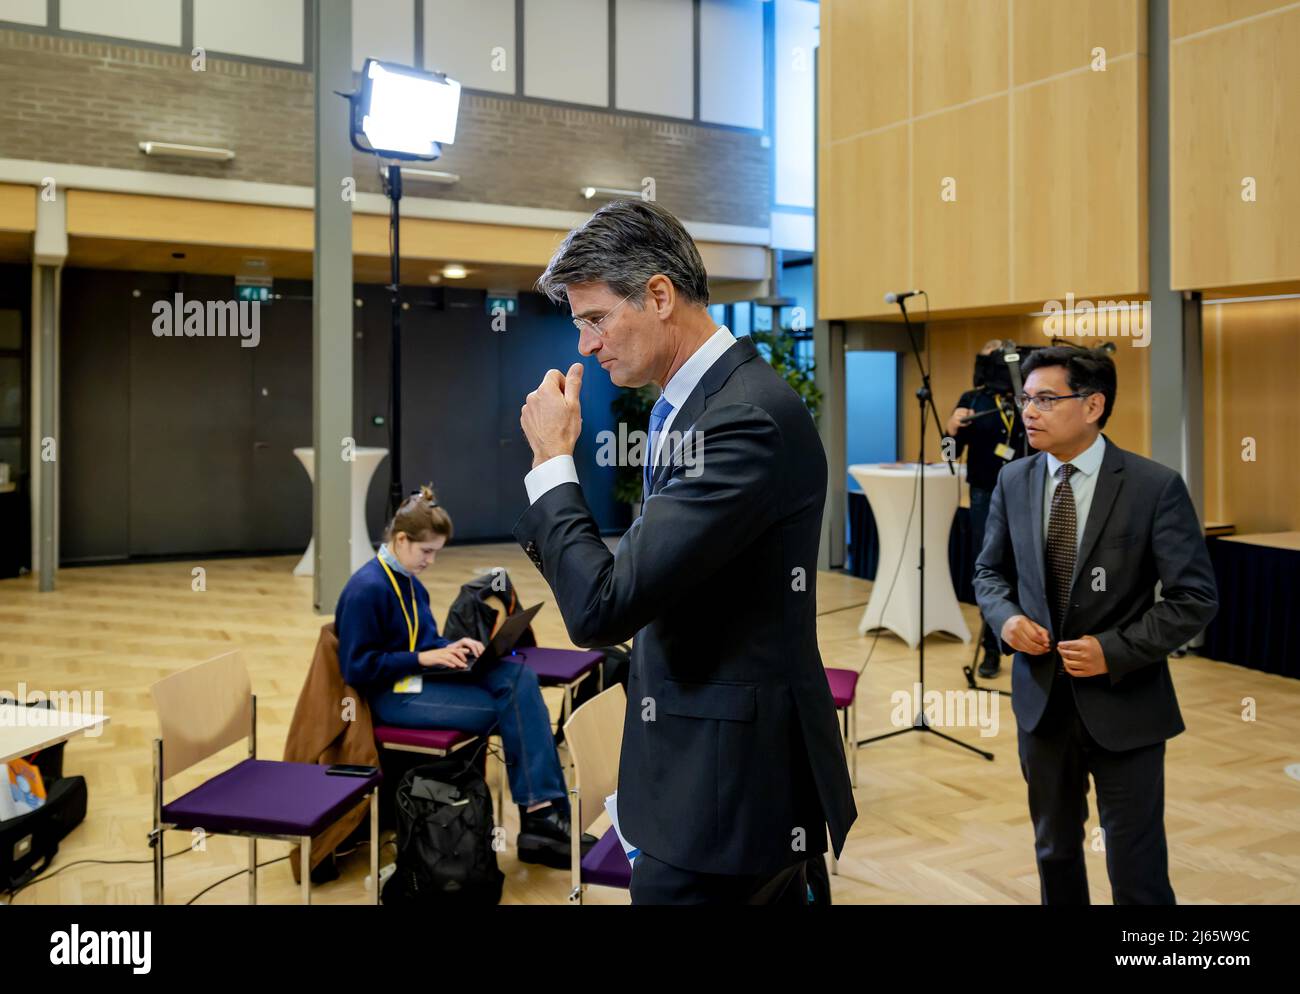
[{"left": 521, "top": 362, "right": 584, "bottom": 469}]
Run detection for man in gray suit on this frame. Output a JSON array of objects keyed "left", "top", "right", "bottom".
[
  {"left": 974, "top": 345, "right": 1217, "bottom": 904},
  {"left": 514, "top": 200, "right": 856, "bottom": 905}
]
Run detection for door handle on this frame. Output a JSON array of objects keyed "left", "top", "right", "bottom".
[{"left": 253, "top": 441, "right": 270, "bottom": 449}]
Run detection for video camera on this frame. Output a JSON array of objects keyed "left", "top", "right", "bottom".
[{"left": 973, "top": 341, "right": 1043, "bottom": 396}]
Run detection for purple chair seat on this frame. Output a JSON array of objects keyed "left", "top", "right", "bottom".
[
  {"left": 581, "top": 826, "right": 633, "bottom": 889},
  {"left": 825, "top": 667, "right": 859, "bottom": 709},
  {"left": 161, "top": 759, "right": 380, "bottom": 837},
  {"left": 512, "top": 647, "right": 604, "bottom": 685},
  {"left": 374, "top": 725, "right": 476, "bottom": 752}
]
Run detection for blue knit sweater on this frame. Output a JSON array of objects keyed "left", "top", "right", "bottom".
[{"left": 335, "top": 557, "right": 451, "bottom": 692}]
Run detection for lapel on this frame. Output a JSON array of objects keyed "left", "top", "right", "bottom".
[
  {"left": 1070, "top": 436, "right": 1125, "bottom": 589},
  {"left": 650, "top": 336, "right": 758, "bottom": 495},
  {"left": 1027, "top": 452, "right": 1048, "bottom": 601}
]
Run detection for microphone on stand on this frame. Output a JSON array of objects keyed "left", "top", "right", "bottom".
[{"left": 884, "top": 289, "right": 922, "bottom": 305}]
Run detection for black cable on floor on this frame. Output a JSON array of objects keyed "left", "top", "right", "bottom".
[{"left": 3, "top": 847, "right": 194, "bottom": 903}]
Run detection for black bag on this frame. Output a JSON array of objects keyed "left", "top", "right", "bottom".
[
  {"left": 381, "top": 754, "right": 504, "bottom": 906},
  {"left": 443, "top": 571, "right": 537, "bottom": 649},
  {"left": 1, "top": 774, "right": 88, "bottom": 891},
  {"left": 1, "top": 708, "right": 89, "bottom": 892}
]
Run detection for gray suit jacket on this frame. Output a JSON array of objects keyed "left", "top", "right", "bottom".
[
  {"left": 973, "top": 437, "right": 1218, "bottom": 751},
  {"left": 515, "top": 336, "right": 856, "bottom": 876}
]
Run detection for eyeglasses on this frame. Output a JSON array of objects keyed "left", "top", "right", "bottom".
[
  {"left": 1015, "top": 392, "right": 1091, "bottom": 412},
  {"left": 572, "top": 290, "right": 636, "bottom": 337}
]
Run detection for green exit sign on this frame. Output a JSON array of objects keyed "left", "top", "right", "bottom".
[
  {"left": 486, "top": 295, "right": 517, "bottom": 317},
  {"left": 237, "top": 284, "right": 271, "bottom": 303}
]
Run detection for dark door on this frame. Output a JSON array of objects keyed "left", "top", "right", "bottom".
[
  {"left": 399, "top": 288, "right": 502, "bottom": 540},
  {"left": 128, "top": 274, "right": 254, "bottom": 557},
  {"left": 247, "top": 283, "right": 313, "bottom": 552}
]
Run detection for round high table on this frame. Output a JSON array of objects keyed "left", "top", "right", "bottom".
[
  {"left": 848, "top": 462, "right": 971, "bottom": 648},
  {"left": 292, "top": 446, "right": 389, "bottom": 576}
]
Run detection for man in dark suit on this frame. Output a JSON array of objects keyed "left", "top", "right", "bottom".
[
  {"left": 974, "top": 345, "right": 1217, "bottom": 904},
  {"left": 514, "top": 200, "right": 856, "bottom": 905}
]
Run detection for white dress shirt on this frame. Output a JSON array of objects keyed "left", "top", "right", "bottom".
[
  {"left": 524, "top": 326, "right": 738, "bottom": 505},
  {"left": 1043, "top": 433, "right": 1106, "bottom": 550}
]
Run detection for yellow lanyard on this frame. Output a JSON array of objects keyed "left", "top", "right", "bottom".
[
  {"left": 377, "top": 554, "right": 419, "bottom": 652},
  {"left": 995, "top": 394, "right": 1014, "bottom": 441}
]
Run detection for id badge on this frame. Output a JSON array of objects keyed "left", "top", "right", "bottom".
[
  {"left": 393, "top": 675, "right": 423, "bottom": 694},
  {"left": 994, "top": 443, "right": 1015, "bottom": 461}
]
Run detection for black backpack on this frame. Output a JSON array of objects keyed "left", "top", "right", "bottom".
[
  {"left": 381, "top": 753, "right": 504, "bottom": 906},
  {"left": 1, "top": 705, "right": 89, "bottom": 895}
]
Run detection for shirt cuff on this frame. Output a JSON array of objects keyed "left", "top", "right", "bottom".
[{"left": 525, "top": 455, "right": 578, "bottom": 504}]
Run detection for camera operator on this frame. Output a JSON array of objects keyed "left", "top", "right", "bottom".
[{"left": 946, "top": 340, "right": 1027, "bottom": 677}]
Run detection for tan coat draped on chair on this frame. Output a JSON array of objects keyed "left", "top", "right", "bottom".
[{"left": 283, "top": 622, "right": 380, "bottom": 883}]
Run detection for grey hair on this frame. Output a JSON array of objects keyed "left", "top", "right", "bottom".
[{"left": 536, "top": 199, "right": 710, "bottom": 308}]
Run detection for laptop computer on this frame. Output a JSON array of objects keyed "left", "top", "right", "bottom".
[{"left": 426, "top": 601, "right": 543, "bottom": 678}]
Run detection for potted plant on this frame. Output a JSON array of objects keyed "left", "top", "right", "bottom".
[
  {"left": 750, "top": 326, "right": 823, "bottom": 422},
  {"left": 610, "top": 384, "right": 658, "bottom": 518}
]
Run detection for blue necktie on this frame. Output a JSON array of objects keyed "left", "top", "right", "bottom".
[{"left": 643, "top": 394, "right": 674, "bottom": 500}]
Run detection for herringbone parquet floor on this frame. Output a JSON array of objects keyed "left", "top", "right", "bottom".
[{"left": 2, "top": 545, "right": 1296, "bottom": 904}]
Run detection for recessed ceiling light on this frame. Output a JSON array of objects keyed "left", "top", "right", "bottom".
[
  {"left": 441, "top": 264, "right": 468, "bottom": 279},
  {"left": 427, "top": 273, "right": 442, "bottom": 284}
]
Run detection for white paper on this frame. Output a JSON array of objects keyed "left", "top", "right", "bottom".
[{"left": 604, "top": 791, "right": 640, "bottom": 864}]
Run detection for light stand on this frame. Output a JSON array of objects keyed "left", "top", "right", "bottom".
[
  {"left": 343, "top": 58, "right": 462, "bottom": 515},
  {"left": 859, "top": 296, "right": 994, "bottom": 762},
  {"left": 382, "top": 162, "right": 404, "bottom": 517}
]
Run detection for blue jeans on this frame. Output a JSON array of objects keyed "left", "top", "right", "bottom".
[{"left": 369, "top": 656, "right": 568, "bottom": 810}]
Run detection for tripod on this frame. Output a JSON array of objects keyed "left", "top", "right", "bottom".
[
  {"left": 858, "top": 296, "right": 994, "bottom": 762},
  {"left": 962, "top": 619, "right": 1010, "bottom": 696},
  {"left": 382, "top": 162, "right": 404, "bottom": 517}
]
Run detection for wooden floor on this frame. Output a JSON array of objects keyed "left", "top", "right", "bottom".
[{"left": 2, "top": 544, "right": 1297, "bottom": 905}]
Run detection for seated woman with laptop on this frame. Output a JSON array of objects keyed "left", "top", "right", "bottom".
[{"left": 334, "top": 486, "right": 574, "bottom": 868}]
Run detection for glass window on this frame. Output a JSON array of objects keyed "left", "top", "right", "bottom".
[
  {"left": 0, "top": 310, "right": 20, "bottom": 350},
  {"left": 0, "top": 436, "right": 20, "bottom": 477},
  {"left": 0, "top": 358, "right": 20, "bottom": 429}
]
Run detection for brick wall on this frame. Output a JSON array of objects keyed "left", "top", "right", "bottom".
[{"left": 0, "top": 29, "right": 770, "bottom": 227}]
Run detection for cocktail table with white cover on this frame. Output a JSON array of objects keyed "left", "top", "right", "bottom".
[
  {"left": 848, "top": 462, "right": 971, "bottom": 648},
  {"left": 292, "top": 446, "right": 389, "bottom": 576}
]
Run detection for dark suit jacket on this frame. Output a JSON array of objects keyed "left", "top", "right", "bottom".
[
  {"left": 515, "top": 336, "right": 857, "bottom": 876},
  {"left": 973, "top": 437, "right": 1218, "bottom": 752}
]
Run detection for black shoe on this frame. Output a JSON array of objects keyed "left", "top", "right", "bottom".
[
  {"left": 517, "top": 804, "right": 574, "bottom": 869},
  {"left": 978, "top": 653, "right": 1001, "bottom": 678}
]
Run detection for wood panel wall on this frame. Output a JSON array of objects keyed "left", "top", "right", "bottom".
[
  {"left": 1202, "top": 297, "right": 1300, "bottom": 533},
  {"left": 899, "top": 314, "right": 1152, "bottom": 467},
  {"left": 819, "top": 0, "right": 1147, "bottom": 319},
  {"left": 1170, "top": 0, "right": 1300, "bottom": 291}
]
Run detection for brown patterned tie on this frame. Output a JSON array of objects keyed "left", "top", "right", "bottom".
[{"left": 1046, "top": 463, "right": 1077, "bottom": 674}]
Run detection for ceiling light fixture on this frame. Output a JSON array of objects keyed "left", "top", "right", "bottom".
[
  {"left": 138, "top": 141, "right": 236, "bottom": 162},
  {"left": 580, "top": 185, "right": 642, "bottom": 201},
  {"left": 400, "top": 167, "right": 461, "bottom": 185}
]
